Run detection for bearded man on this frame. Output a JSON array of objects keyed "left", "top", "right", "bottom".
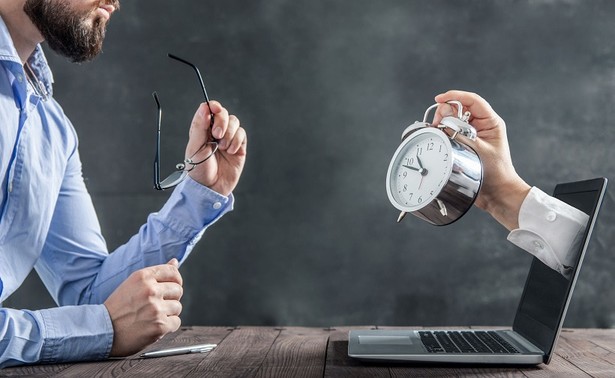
[{"left": 0, "top": 0, "right": 247, "bottom": 367}]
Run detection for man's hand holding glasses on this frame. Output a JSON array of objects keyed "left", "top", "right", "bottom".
[
  {"left": 186, "top": 99, "right": 246, "bottom": 197},
  {"left": 153, "top": 54, "right": 247, "bottom": 197}
]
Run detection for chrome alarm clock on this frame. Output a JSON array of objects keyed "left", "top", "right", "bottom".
[{"left": 385, "top": 101, "right": 483, "bottom": 225}]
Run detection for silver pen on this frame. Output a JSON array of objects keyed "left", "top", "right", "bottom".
[{"left": 140, "top": 343, "right": 217, "bottom": 358}]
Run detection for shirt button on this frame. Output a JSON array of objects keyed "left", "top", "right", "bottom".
[
  {"left": 213, "top": 202, "right": 222, "bottom": 210},
  {"left": 546, "top": 211, "right": 557, "bottom": 222},
  {"left": 8, "top": 182, "right": 13, "bottom": 193},
  {"left": 17, "top": 75, "right": 24, "bottom": 83}
]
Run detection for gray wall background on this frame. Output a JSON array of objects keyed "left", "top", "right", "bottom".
[{"left": 6, "top": 0, "right": 615, "bottom": 328}]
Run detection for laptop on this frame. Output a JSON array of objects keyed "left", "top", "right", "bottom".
[{"left": 348, "top": 177, "right": 608, "bottom": 364}]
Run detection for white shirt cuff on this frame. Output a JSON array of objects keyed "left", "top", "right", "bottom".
[{"left": 507, "top": 187, "right": 589, "bottom": 276}]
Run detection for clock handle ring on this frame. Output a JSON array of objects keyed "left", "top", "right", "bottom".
[
  {"left": 422, "top": 103, "right": 439, "bottom": 123},
  {"left": 421, "top": 100, "right": 466, "bottom": 123},
  {"left": 445, "top": 100, "right": 465, "bottom": 119},
  {"left": 422, "top": 101, "right": 477, "bottom": 141}
]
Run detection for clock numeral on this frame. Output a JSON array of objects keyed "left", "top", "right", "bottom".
[
  {"left": 408, "top": 193, "right": 413, "bottom": 200},
  {"left": 418, "top": 196, "right": 423, "bottom": 203},
  {"left": 405, "top": 157, "right": 414, "bottom": 166},
  {"left": 443, "top": 153, "right": 448, "bottom": 161},
  {"left": 403, "top": 184, "right": 408, "bottom": 192},
  {"left": 402, "top": 171, "right": 408, "bottom": 178},
  {"left": 417, "top": 147, "right": 423, "bottom": 156},
  {"left": 430, "top": 190, "right": 434, "bottom": 196},
  {"left": 439, "top": 145, "right": 442, "bottom": 153},
  {"left": 427, "top": 142, "right": 434, "bottom": 151}
]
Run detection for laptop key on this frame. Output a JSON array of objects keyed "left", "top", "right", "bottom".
[
  {"left": 448, "top": 331, "right": 478, "bottom": 353},
  {"left": 420, "top": 330, "right": 521, "bottom": 354},
  {"left": 434, "top": 331, "right": 461, "bottom": 353},
  {"left": 488, "top": 331, "right": 520, "bottom": 353},
  {"left": 460, "top": 331, "right": 492, "bottom": 353},
  {"left": 475, "top": 331, "right": 513, "bottom": 354},
  {"left": 419, "top": 331, "right": 445, "bottom": 353}
]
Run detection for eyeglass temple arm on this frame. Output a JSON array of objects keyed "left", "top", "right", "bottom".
[
  {"left": 153, "top": 91, "right": 162, "bottom": 190},
  {"left": 167, "top": 53, "right": 216, "bottom": 138},
  {"left": 167, "top": 53, "right": 211, "bottom": 104}
]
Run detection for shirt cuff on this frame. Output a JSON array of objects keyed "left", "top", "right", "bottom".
[
  {"left": 36, "top": 304, "right": 113, "bottom": 363},
  {"left": 154, "top": 176, "right": 234, "bottom": 262},
  {"left": 507, "top": 186, "right": 589, "bottom": 275},
  {"left": 157, "top": 176, "right": 234, "bottom": 239}
]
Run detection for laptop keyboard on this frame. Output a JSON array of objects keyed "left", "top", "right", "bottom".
[{"left": 419, "top": 331, "right": 520, "bottom": 354}]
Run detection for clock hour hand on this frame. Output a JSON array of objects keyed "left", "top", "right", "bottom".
[
  {"left": 402, "top": 163, "right": 427, "bottom": 176},
  {"left": 402, "top": 164, "right": 421, "bottom": 172}
]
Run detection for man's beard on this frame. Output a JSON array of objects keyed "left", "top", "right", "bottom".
[{"left": 24, "top": 0, "right": 117, "bottom": 63}]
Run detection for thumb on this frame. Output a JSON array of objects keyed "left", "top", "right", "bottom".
[
  {"left": 187, "top": 103, "right": 213, "bottom": 156},
  {"left": 167, "top": 258, "right": 179, "bottom": 267},
  {"left": 431, "top": 102, "right": 455, "bottom": 126}
]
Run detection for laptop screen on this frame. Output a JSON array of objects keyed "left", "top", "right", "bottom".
[{"left": 512, "top": 178, "right": 607, "bottom": 363}]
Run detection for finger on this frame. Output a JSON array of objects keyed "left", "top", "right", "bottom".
[
  {"left": 209, "top": 101, "right": 229, "bottom": 140},
  {"left": 227, "top": 127, "right": 247, "bottom": 155},
  {"left": 187, "top": 102, "right": 214, "bottom": 155},
  {"left": 207, "top": 100, "right": 224, "bottom": 115},
  {"left": 187, "top": 100, "right": 225, "bottom": 144},
  {"left": 151, "top": 263, "right": 183, "bottom": 286},
  {"left": 220, "top": 115, "right": 239, "bottom": 151},
  {"left": 166, "top": 315, "right": 182, "bottom": 333},
  {"left": 431, "top": 102, "right": 457, "bottom": 126},
  {"left": 161, "top": 299, "right": 183, "bottom": 316},
  {"left": 434, "top": 90, "right": 494, "bottom": 119},
  {"left": 219, "top": 115, "right": 240, "bottom": 151},
  {"left": 158, "top": 282, "right": 183, "bottom": 300}
]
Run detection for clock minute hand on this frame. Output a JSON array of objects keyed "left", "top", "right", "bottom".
[{"left": 416, "top": 154, "right": 425, "bottom": 170}]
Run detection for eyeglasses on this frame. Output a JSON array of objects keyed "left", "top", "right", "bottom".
[{"left": 153, "top": 54, "right": 218, "bottom": 190}]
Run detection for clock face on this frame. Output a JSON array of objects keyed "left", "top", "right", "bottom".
[{"left": 386, "top": 128, "right": 452, "bottom": 212}]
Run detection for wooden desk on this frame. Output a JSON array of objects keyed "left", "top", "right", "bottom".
[{"left": 2, "top": 326, "right": 614, "bottom": 377}]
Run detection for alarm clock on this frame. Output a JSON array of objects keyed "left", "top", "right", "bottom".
[{"left": 385, "top": 101, "right": 483, "bottom": 225}]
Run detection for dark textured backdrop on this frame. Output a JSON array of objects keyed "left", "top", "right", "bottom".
[{"left": 6, "top": 0, "right": 615, "bottom": 328}]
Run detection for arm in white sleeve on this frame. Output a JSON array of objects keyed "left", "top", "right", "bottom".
[{"left": 507, "top": 187, "right": 589, "bottom": 277}]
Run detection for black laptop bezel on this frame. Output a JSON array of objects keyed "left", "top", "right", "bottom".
[{"left": 512, "top": 177, "right": 607, "bottom": 364}]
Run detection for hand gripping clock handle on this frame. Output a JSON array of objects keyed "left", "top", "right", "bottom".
[
  {"left": 422, "top": 101, "right": 477, "bottom": 141},
  {"left": 422, "top": 100, "right": 464, "bottom": 122}
]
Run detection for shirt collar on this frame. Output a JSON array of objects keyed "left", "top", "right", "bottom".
[{"left": 0, "top": 15, "right": 54, "bottom": 97}]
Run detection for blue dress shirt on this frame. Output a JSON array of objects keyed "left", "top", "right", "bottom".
[{"left": 0, "top": 17, "right": 232, "bottom": 368}]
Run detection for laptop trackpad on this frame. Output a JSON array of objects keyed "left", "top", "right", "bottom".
[{"left": 358, "top": 335, "right": 413, "bottom": 345}]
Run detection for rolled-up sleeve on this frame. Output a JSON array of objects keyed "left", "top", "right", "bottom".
[{"left": 507, "top": 187, "right": 589, "bottom": 276}]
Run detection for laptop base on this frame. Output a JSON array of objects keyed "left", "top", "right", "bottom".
[{"left": 348, "top": 329, "right": 544, "bottom": 365}]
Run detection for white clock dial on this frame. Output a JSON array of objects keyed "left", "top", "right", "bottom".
[{"left": 387, "top": 128, "right": 452, "bottom": 212}]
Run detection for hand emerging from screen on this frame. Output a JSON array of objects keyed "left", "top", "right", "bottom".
[
  {"left": 431, "top": 90, "right": 531, "bottom": 230},
  {"left": 104, "top": 259, "right": 183, "bottom": 357},
  {"left": 187, "top": 101, "right": 247, "bottom": 196}
]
